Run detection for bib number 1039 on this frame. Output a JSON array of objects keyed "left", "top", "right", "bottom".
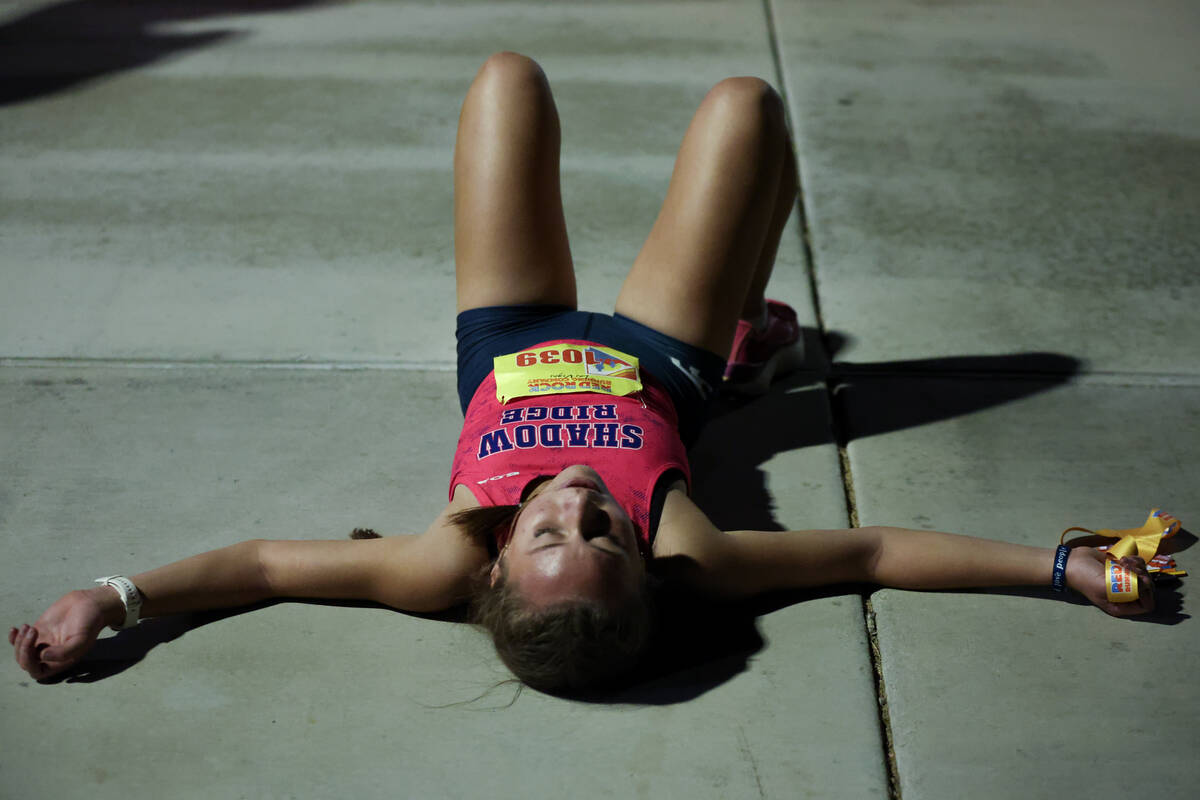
[{"left": 494, "top": 343, "right": 642, "bottom": 403}]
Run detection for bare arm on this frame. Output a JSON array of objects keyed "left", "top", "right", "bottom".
[
  {"left": 652, "top": 487, "right": 875, "bottom": 596},
  {"left": 870, "top": 526, "right": 1052, "bottom": 589},
  {"left": 99, "top": 495, "right": 486, "bottom": 622},
  {"left": 653, "top": 487, "right": 1153, "bottom": 616},
  {"left": 88, "top": 539, "right": 271, "bottom": 628},
  {"left": 12, "top": 490, "right": 486, "bottom": 679},
  {"left": 258, "top": 512, "right": 489, "bottom": 613},
  {"left": 870, "top": 525, "right": 1154, "bottom": 615}
]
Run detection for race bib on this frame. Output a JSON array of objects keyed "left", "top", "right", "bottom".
[{"left": 494, "top": 343, "right": 642, "bottom": 403}]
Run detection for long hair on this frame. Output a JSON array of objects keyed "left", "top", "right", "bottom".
[{"left": 450, "top": 504, "right": 654, "bottom": 694}]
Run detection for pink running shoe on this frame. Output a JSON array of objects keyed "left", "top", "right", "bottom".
[{"left": 723, "top": 299, "right": 805, "bottom": 394}]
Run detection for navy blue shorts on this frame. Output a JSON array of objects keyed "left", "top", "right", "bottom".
[{"left": 456, "top": 305, "right": 726, "bottom": 445}]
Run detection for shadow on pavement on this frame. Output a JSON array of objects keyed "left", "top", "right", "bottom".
[
  {"left": 49, "top": 596, "right": 438, "bottom": 685},
  {"left": 0, "top": 0, "right": 336, "bottom": 106},
  {"left": 963, "top": 580, "right": 1188, "bottom": 625},
  {"left": 48, "top": 603, "right": 276, "bottom": 684},
  {"left": 690, "top": 327, "right": 1083, "bottom": 533}
]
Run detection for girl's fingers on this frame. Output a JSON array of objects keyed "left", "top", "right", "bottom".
[
  {"left": 1117, "top": 558, "right": 1156, "bottom": 613},
  {"left": 1121, "top": 556, "right": 1148, "bottom": 575},
  {"left": 16, "top": 625, "right": 55, "bottom": 679},
  {"left": 40, "top": 644, "right": 71, "bottom": 664},
  {"left": 14, "top": 625, "right": 34, "bottom": 672},
  {"left": 1137, "top": 576, "right": 1156, "bottom": 614},
  {"left": 11, "top": 624, "right": 73, "bottom": 680},
  {"left": 23, "top": 626, "right": 40, "bottom": 669}
]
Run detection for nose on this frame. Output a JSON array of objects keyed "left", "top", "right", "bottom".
[
  {"left": 561, "top": 489, "right": 612, "bottom": 541},
  {"left": 579, "top": 502, "right": 612, "bottom": 542}
]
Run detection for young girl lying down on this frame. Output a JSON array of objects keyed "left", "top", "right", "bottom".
[{"left": 9, "top": 52, "right": 1157, "bottom": 694}]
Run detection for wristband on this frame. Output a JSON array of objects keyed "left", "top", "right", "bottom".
[
  {"left": 1051, "top": 545, "right": 1070, "bottom": 592},
  {"left": 93, "top": 575, "right": 143, "bottom": 630}
]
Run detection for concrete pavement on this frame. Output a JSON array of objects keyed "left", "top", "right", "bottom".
[{"left": 3, "top": 1, "right": 1197, "bottom": 797}]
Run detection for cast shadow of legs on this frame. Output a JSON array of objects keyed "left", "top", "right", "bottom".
[{"left": 691, "top": 329, "right": 1086, "bottom": 532}]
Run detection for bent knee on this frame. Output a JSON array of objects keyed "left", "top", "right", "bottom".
[
  {"left": 703, "top": 77, "right": 785, "bottom": 130},
  {"left": 474, "top": 51, "right": 548, "bottom": 88}
]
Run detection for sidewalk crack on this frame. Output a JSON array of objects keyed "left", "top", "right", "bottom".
[{"left": 864, "top": 596, "right": 903, "bottom": 800}]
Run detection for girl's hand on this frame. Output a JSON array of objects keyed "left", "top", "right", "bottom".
[
  {"left": 1065, "top": 547, "right": 1156, "bottom": 617},
  {"left": 9, "top": 589, "right": 111, "bottom": 680}
]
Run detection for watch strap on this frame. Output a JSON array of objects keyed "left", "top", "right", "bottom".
[{"left": 93, "top": 575, "right": 142, "bottom": 630}]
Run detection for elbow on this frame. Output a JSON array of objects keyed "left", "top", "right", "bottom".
[
  {"left": 858, "top": 526, "right": 885, "bottom": 584},
  {"left": 246, "top": 539, "right": 275, "bottom": 598}
]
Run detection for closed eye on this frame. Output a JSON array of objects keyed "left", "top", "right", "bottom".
[
  {"left": 532, "top": 541, "right": 626, "bottom": 558},
  {"left": 530, "top": 525, "right": 629, "bottom": 556}
]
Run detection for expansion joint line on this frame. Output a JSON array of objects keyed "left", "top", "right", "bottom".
[
  {"left": 864, "top": 596, "right": 902, "bottom": 800},
  {"left": 764, "top": 3, "right": 901, "bottom": 797},
  {"left": 834, "top": 397, "right": 901, "bottom": 800}
]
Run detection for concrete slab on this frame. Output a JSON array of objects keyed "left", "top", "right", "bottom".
[
  {"left": 1, "top": 367, "right": 886, "bottom": 798},
  {"left": 840, "top": 375, "right": 1200, "bottom": 799},
  {"left": 0, "top": 0, "right": 815, "bottom": 363},
  {"left": 774, "top": 0, "right": 1200, "bottom": 374},
  {"left": 18, "top": 0, "right": 1197, "bottom": 796}
]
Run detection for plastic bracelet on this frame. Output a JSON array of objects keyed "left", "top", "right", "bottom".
[{"left": 1051, "top": 545, "right": 1070, "bottom": 592}]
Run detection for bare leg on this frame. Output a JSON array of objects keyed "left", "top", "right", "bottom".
[
  {"left": 740, "top": 142, "right": 799, "bottom": 324},
  {"left": 615, "top": 77, "right": 798, "bottom": 356},
  {"left": 454, "top": 52, "right": 576, "bottom": 313}
]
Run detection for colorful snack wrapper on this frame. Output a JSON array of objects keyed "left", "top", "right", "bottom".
[{"left": 1060, "top": 509, "right": 1186, "bottom": 603}]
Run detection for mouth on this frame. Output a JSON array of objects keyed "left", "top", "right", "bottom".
[{"left": 562, "top": 478, "right": 601, "bottom": 492}]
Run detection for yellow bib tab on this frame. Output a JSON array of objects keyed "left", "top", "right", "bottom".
[{"left": 494, "top": 343, "right": 642, "bottom": 404}]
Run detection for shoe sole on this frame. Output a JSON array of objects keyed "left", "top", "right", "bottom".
[{"left": 722, "top": 341, "right": 807, "bottom": 395}]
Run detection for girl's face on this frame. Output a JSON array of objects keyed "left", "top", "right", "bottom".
[{"left": 492, "top": 465, "right": 645, "bottom": 607}]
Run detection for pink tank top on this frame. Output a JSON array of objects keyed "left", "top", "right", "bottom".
[{"left": 449, "top": 339, "right": 691, "bottom": 555}]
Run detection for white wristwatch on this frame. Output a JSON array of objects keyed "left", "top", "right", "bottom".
[{"left": 93, "top": 575, "right": 143, "bottom": 630}]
